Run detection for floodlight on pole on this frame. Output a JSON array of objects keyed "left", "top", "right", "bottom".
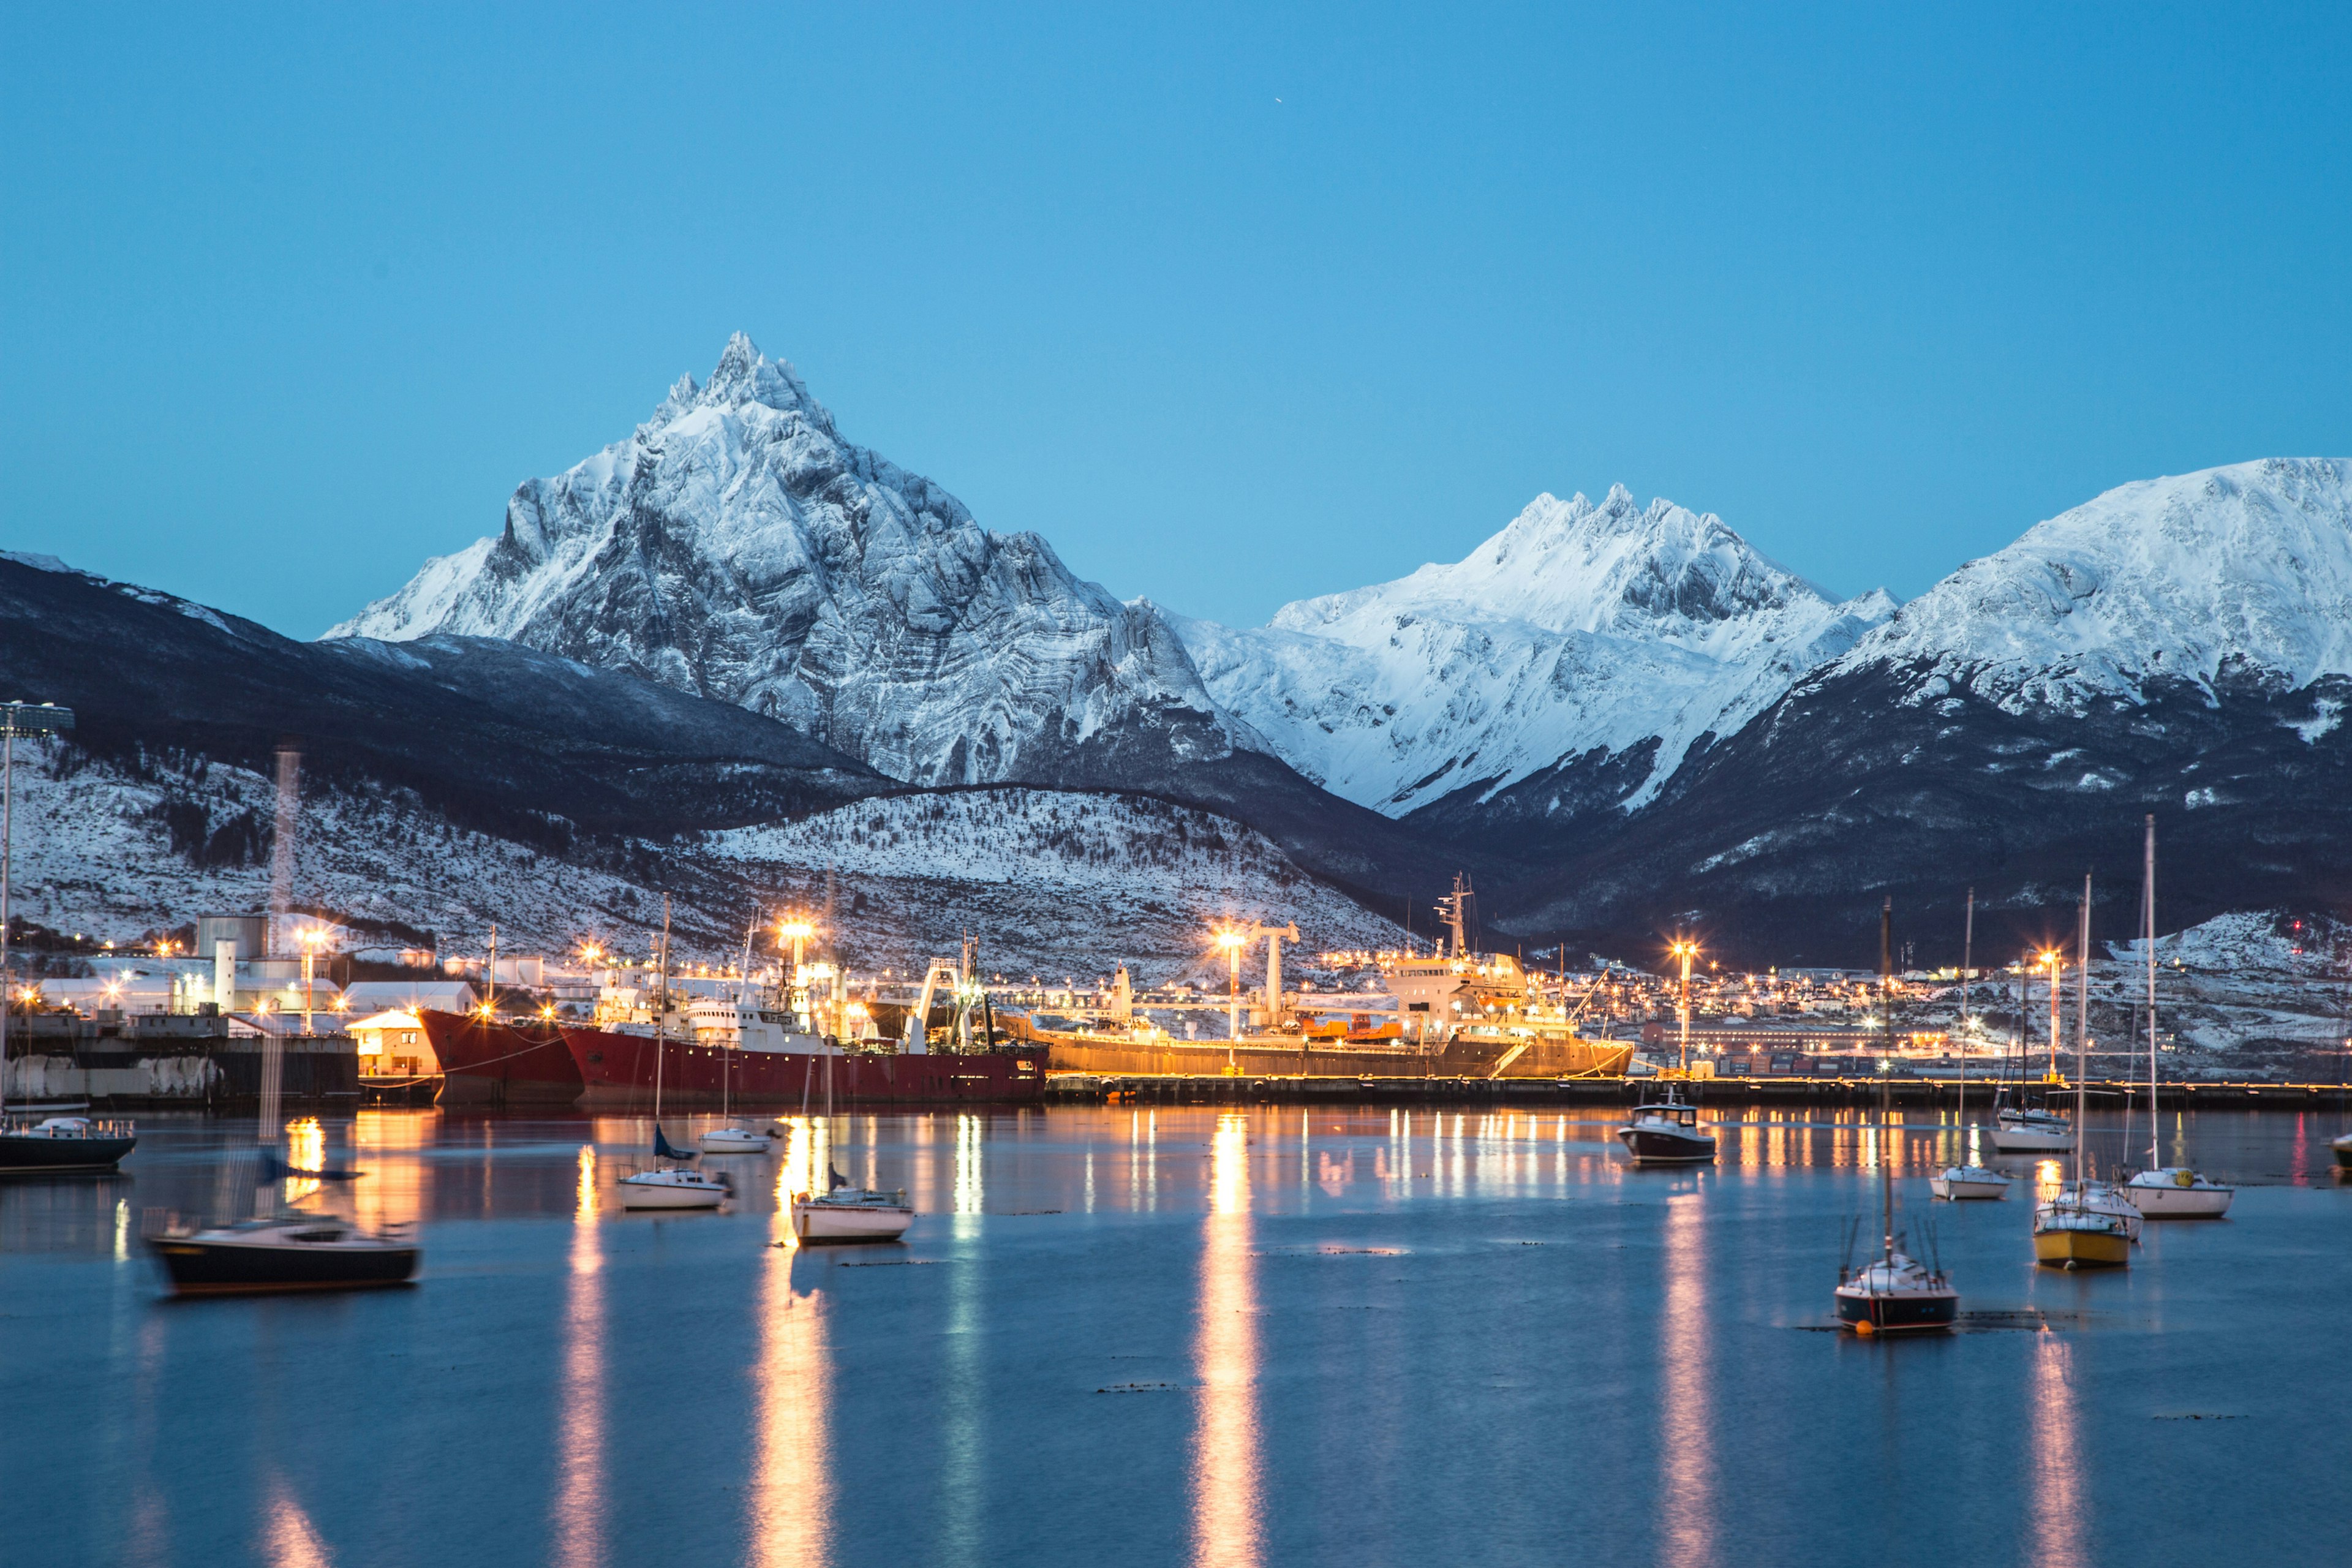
[{"left": 0, "top": 702, "right": 73, "bottom": 1118}]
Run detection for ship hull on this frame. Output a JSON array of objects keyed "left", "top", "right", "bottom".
[
  {"left": 562, "top": 1026, "right": 1044, "bottom": 1107},
  {"left": 147, "top": 1237, "right": 419, "bottom": 1295},
  {"left": 2032, "top": 1223, "right": 2131, "bottom": 1268},
  {"left": 1616, "top": 1126, "right": 1717, "bottom": 1164},
  {"left": 420, "top": 1011, "right": 584, "bottom": 1107},
  {"left": 1038, "top": 1031, "right": 1632, "bottom": 1080},
  {"left": 0, "top": 1131, "right": 137, "bottom": 1173},
  {"left": 1834, "top": 1287, "right": 1958, "bottom": 1333}
]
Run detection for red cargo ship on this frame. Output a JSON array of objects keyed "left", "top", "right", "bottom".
[
  {"left": 561, "top": 1024, "right": 1043, "bottom": 1108},
  {"left": 418, "top": 1010, "right": 587, "bottom": 1107}
]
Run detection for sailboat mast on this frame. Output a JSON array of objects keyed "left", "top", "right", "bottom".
[
  {"left": 1959, "top": 888, "right": 1974, "bottom": 1135},
  {"left": 2146, "top": 815, "right": 2158, "bottom": 1168},
  {"left": 1880, "top": 896, "right": 1894, "bottom": 1264},
  {"left": 2074, "top": 873, "right": 2091, "bottom": 1188},
  {"left": 654, "top": 894, "right": 671, "bottom": 1123}
]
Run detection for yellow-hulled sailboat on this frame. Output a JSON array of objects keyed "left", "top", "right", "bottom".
[{"left": 2032, "top": 872, "right": 2131, "bottom": 1270}]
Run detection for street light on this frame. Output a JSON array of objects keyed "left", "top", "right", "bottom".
[
  {"left": 1668, "top": 940, "right": 1699, "bottom": 1075},
  {"left": 0, "top": 701, "right": 72, "bottom": 1120},
  {"left": 1214, "top": 928, "right": 1247, "bottom": 1046}
]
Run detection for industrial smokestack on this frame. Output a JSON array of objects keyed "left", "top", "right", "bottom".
[{"left": 267, "top": 739, "right": 301, "bottom": 957}]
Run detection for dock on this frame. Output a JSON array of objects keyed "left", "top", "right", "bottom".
[{"left": 1043, "top": 1072, "right": 2352, "bottom": 1109}]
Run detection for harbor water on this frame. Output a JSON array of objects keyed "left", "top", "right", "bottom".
[{"left": 6, "top": 1104, "right": 2350, "bottom": 1567}]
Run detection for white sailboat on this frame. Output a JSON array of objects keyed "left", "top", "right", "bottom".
[
  {"left": 620, "top": 899, "right": 727, "bottom": 1212},
  {"left": 1934, "top": 886, "right": 2011, "bottom": 1200},
  {"left": 1989, "top": 943, "right": 2075, "bottom": 1153},
  {"left": 2122, "top": 816, "right": 2233, "bottom": 1219},
  {"left": 700, "top": 914, "right": 775, "bottom": 1155},
  {"left": 788, "top": 1047, "right": 911, "bottom": 1243}
]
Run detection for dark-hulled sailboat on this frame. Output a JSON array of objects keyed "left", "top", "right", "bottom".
[{"left": 1837, "top": 898, "right": 1958, "bottom": 1334}]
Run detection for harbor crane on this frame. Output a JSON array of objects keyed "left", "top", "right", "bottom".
[{"left": 1212, "top": 922, "right": 1300, "bottom": 1041}]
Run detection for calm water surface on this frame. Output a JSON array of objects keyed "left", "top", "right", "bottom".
[{"left": 5, "top": 1103, "right": 2350, "bottom": 1567}]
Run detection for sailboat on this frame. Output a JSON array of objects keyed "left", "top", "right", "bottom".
[
  {"left": 1838, "top": 897, "right": 1958, "bottom": 1333},
  {"left": 619, "top": 899, "right": 728, "bottom": 1211},
  {"left": 1990, "top": 947, "right": 2075, "bottom": 1153},
  {"left": 2034, "top": 873, "right": 2134, "bottom": 1268},
  {"left": 701, "top": 915, "right": 775, "bottom": 1155},
  {"left": 1933, "top": 887, "right": 2012, "bottom": 1200},
  {"left": 789, "top": 1044, "right": 912, "bottom": 1243},
  {"left": 146, "top": 1027, "right": 418, "bottom": 1293},
  {"left": 2122, "top": 816, "right": 2233, "bottom": 1218}
]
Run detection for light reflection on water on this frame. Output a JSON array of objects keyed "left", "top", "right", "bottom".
[
  {"left": 6, "top": 1104, "right": 2350, "bottom": 1567},
  {"left": 552, "top": 1145, "right": 604, "bottom": 1568},
  {"left": 1191, "top": 1112, "right": 1261, "bottom": 1568}
]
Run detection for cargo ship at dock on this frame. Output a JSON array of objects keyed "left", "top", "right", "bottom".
[
  {"left": 417, "top": 1010, "right": 585, "bottom": 1107},
  {"left": 562, "top": 1021, "right": 1041, "bottom": 1108},
  {"left": 1027, "top": 884, "right": 1630, "bottom": 1081}
]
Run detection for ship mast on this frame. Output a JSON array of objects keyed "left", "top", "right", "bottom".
[
  {"left": 2073, "top": 873, "right": 2090, "bottom": 1189},
  {"left": 2145, "top": 816, "right": 2159, "bottom": 1170},
  {"left": 1879, "top": 896, "right": 1894, "bottom": 1265}
]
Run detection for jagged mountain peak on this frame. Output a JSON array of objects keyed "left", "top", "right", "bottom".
[
  {"left": 327, "top": 337, "right": 1239, "bottom": 788},
  {"left": 1274, "top": 486, "right": 1852, "bottom": 653},
  {"left": 1183, "top": 486, "right": 1893, "bottom": 819}
]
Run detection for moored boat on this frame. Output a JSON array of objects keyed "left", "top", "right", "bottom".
[
  {"left": 1835, "top": 1250, "right": 1959, "bottom": 1333},
  {"left": 2032, "top": 1199, "right": 2133, "bottom": 1268},
  {"left": 2123, "top": 1167, "right": 2234, "bottom": 1218},
  {"left": 1929, "top": 1165, "right": 2011, "bottom": 1200},
  {"left": 420, "top": 1009, "right": 584, "bottom": 1106},
  {"left": 617, "top": 1165, "right": 729, "bottom": 1210},
  {"left": 0, "top": 1115, "right": 137, "bottom": 1174},
  {"left": 145, "top": 1215, "right": 419, "bottom": 1295},
  {"left": 565, "top": 1024, "right": 1042, "bottom": 1107},
  {"left": 1615, "top": 1090, "right": 1716, "bottom": 1165},
  {"left": 791, "top": 1185, "right": 914, "bottom": 1243}
]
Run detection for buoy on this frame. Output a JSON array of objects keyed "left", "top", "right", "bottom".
[
  {"left": 1854, "top": 1319, "right": 1875, "bottom": 1336},
  {"left": 2176, "top": 1169, "right": 2193, "bottom": 1188}
]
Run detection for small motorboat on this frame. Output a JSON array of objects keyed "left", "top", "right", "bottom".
[
  {"left": 0, "top": 1115, "right": 137, "bottom": 1173},
  {"left": 1929, "top": 1164, "right": 2012, "bottom": 1200},
  {"left": 2034, "top": 1188, "right": 2133, "bottom": 1269},
  {"left": 617, "top": 1166, "right": 729, "bottom": 1210},
  {"left": 2335, "top": 1133, "right": 2352, "bottom": 1171},
  {"left": 1988, "top": 1106, "right": 2074, "bottom": 1153},
  {"left": 146, "top": 1215, "right": 418, "bottom": 1295},
  {"left": 698, "top": 1123, "right": 773, "bottom": 1154},
  {"left": 1835, "top": 1249, "right": 1958, "bottom": 1334},
  {"left": 791, "top": 1185, "right": 914, "bottom": 1244},
  {"left": 2123, "top": 1167, "right": 2234, "bottom": 1218},
  {"left": 1615, "top": 1090, "right": 1716, "bottom": 1166}
]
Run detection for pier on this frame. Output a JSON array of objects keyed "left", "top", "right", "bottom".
[{"left": 1044, "top": 1072, "right": 2352, "bottom": 1109}]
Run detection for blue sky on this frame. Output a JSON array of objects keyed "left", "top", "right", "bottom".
[{"left": 4, "top": 4, "right": 2347, "bottom": 638}]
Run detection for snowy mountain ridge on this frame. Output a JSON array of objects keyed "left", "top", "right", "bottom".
[
  {"left": 330, "top": 333, "right": 1250, "bottom": 787},
  {"left": 1827, "top": 458, "right": 2352, "bottom": 713},
  {"left": 1179, "top": 487, "right": 1896, "bottom": 815}
]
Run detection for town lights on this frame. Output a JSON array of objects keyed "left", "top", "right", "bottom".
[{"left": 579, "top": 941, "right": 604, "bottom": 966}]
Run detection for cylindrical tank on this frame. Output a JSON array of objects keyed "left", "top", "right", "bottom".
[{"left": 195, "top": 914, "right": 266, "bottom": 961}]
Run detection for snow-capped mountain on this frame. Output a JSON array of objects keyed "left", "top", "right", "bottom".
[
  {"left": 1492, "top": 459, "right": 2352, "bottom": 965},
  {"left": 1825, "top": 458, "right": 2352, "bottom": 712},
  {"left": 1178, "top": 486, "right": 1894, "bottom": 817},
  {"left": 331, "top": 333, "right": 1248, "bottom": 788}
]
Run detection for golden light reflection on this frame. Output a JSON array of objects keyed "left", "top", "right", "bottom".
[
  {"left": 2026, "top": 1331, "right": 2084, "bottom": 1568},
  {"left": 262, "top": 1472, "right": 333, "bottom": 1568},
  {"left": 954, "top": 1114, "right": 984, "bottom": 1215},
  {"left": 747, "top": 1153, "right": 832, "bottom": 1567},
  {"left": 552, "top": 1145, "right": 603, "bottom": 1568},
  {"left": 1659, "top": 1192, "right": 1716, "bottom": 1568},
  {"left": 1190, "top": 1113, "right": 1262, "bottom": 1568},
  {"left": 281, "top": 1117, "right": 325, "bottom": 1206}
]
